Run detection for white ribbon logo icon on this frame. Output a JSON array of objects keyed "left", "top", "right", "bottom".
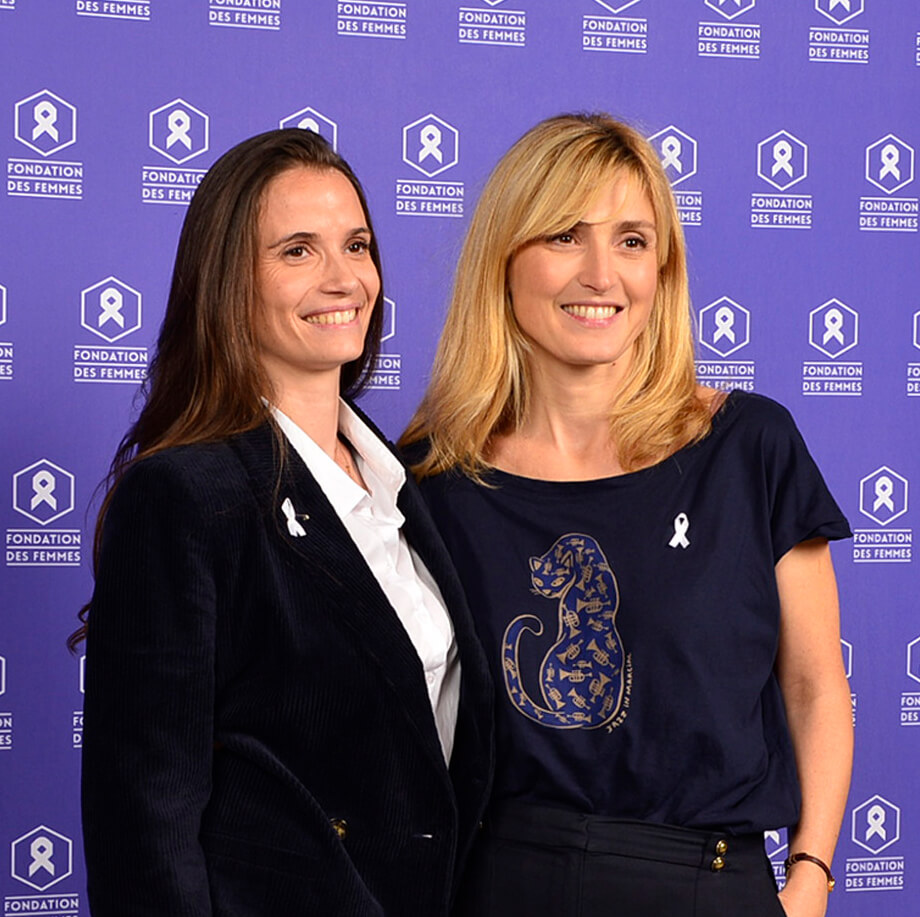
[
  {"left": 660, "top": 136, "right": 683, "bottom": 173},
  {"left": 668, "top": 513, "right": 690, "bottom": 549},
  {"left": 878, "top": 144, "right": 901, "bottom": 181},
  {"left": 872, "top": 476, "right": 895, "bottom": 513},
  {"left": 32, "top": 101, "right": 60, "bottom": 142},
  {"left": 718, "top": 0, "right": 743, "bottom": 6},
  {"left": 822, "top": 308, "right": 845, "bottom": 346},
  {"left": 30, "top": 471, "right": 57, "bottom": 511},
  {"left": 99, "top": 287, "right": 125, "bottom": 329},
  {"left": 771, "top": 140, "right": 794, "bottom": 178},
  {"left": 713, "top": 306, "right": 736, "bottom": 344},
  {"left": 298, "top": 116, "right": 320, "bottom": 133},
  {"left": 281, "top": 497, "right": 307, "bottom": 537},
  {"left": 166, "top": 109, "right": 193, "bottom": 150},
  {"left": 28, "top": 836, "right": 55, "bottom": 877},
  {"left": 418, "top": 125, "right": 443, "bottom": 164},
  {"left": 865, "top": 804, "right": 887, "bottom": 841},
  {"left": 829, "top": 0, "right": 851, "bottom": 11}
]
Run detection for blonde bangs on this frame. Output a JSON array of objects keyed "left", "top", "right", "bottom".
[{"left": 401, "top": 113, "right": 711, "bottom": 480}]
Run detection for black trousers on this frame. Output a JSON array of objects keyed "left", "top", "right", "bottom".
[{"left": 454, "top": 803, "right": 786, "bottom": 917}]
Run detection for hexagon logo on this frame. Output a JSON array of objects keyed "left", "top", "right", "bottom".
[
  {"left": 481, "top": 0, "right": 508, "bottom": 5},
  {"left": 380, "top": 297, "right": 396, "bottom": 345},
  {"left": 704, "top": 0, "right": 756, "bottom": 21},
  {"left": 809, "top": 298, "right": 858, "bottom": 359},
  {"left": 907, "top": 637, "right": 920, "bottom": 685},
  {"left": 0, "top": 655, "right": 5, "bottom": 696},
  {"left": 402, "top": 114, "right": 459, "bottom": 178},
  {"left": 11, "top": 825, "right": 73, "bottom": 891},
  {"left": 13, "top": 459, "right": 76, "bottom": 526},
  {"left": 764, "top": 828, "right": 788, "bottom": 862},
  {"left": 0, "top": 283, "right": 6, "bottom": 327},
  {"left": 649, "top": 125, "right": 697, "bottom": 187},
  {"left": 841, "top": 639, "right": 853, "bottom": 679},
  {"left": 14, "top": 90, "right": 77, "bottom": 158},
  {"left": 913, "top": 310, "right": 920, "bottom": 350},
  {"left": 815, "top": 0, "right": 864, "bottom": 26},
  {"left": 851, "top": 796, "right": 900, "bottom": 855},
  {"left": 866, "top": 135, "right": 915, "bottom": 195},
  {"left": 859, "top": 466, "right": 908, "bottom": 527},
  {"left": 80, "top": 277, "right": 142, "bottom": 343},
  {"left": 594, "top": 0, "right": 643, "bottom": 12},
  {"left": 149, "top": 98, "right": 209, "bottom": 165},
  {"left": 79, "top": 655, "right": 86, "bottom": 695},
  {"left": 757, "top": 130, "right": 807, "bottom": 192},
  {"left": 699, "top": 297, "right": 751, "bottom": 357},
  {"left": 279, "top": 106, "right": 338, "bottom": 151}
]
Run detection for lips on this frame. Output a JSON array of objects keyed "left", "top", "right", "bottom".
[
  {"left": 302, "top": 307, "right": 359, "bottom": 326},
  {"left": 561, "top": 304, "right": 622, "bottom": 320}
]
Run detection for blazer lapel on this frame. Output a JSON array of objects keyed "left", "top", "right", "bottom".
[{"left": 230, "top": 423, "right": 451, "bottom": 776}]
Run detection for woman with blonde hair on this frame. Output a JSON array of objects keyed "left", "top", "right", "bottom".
[{"left": 402, "top": 113, "right": 852, "bottom": 917}]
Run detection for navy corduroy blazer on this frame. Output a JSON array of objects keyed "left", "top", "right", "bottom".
[{"left": 81, "top": 412, "right": 493, "bottom": 917}]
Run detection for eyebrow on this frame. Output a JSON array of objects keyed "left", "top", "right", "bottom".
[
  {"left": 574, "top": 218, "right": 657, "bottom": 233},
  {"left": 267, "top": 227, "right": 372, "bottom": 248}
]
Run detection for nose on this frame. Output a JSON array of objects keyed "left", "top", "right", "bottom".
[
  {"left": 577, "top": 241, "right": 616, "bottom": 293},
  {"left": 320, "top": 250, "right": 360, "bottom": 295}
]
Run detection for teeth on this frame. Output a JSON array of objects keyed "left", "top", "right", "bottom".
[
  {"left": 562, "top": 305, "right": 620, "bottom": 320},
  {"left": 304, "top": 309, "right": 357, "bottom": 325}
]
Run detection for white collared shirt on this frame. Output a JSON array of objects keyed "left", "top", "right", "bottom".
[{"left": 272, "top": 402, "right": 460, "bottom": 762}]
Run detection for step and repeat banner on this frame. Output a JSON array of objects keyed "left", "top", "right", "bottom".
[{"left": 1, "top": 1, "right": 918, "bottom": 913}]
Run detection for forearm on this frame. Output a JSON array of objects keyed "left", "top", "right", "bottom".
[
  {"left": 785, "top": 672, "right": 853, "bottom": 867},
  {"left": 773, "top": 539, "right": 852, "bottom": 916}
]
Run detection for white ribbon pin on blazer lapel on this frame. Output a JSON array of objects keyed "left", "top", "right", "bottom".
[{"left": 281, "top": 497, "right": 308, "bottom": 537}]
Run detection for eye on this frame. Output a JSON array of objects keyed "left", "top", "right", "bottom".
[
  {"left": 347, "top": 238, "right": 371, "bottom": 254},
  {"left": 282, "top": 244, "right": 309, "bottom": 259},
  {"left": 547, "top": 230, "right": 577, "bottom": 245},
  {"left": 622, "top": 235, "right": 648, "bottom": 250}
]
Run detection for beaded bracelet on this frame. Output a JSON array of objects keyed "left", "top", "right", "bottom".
[{"left": 784, "top": 852, "right": 836, "bottom": 892}]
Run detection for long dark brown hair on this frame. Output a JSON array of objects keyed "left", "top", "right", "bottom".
[{"left": 69, "top": 128, "right": 384, "bottom": 649}]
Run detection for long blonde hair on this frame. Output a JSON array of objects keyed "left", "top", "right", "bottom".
[{"left": 401, "top": 112, "right": 710, "bottom": 478}]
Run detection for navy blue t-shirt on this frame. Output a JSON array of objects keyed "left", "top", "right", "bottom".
[{"left": 418, "top": 391, "right": 851, "bottom": 834}]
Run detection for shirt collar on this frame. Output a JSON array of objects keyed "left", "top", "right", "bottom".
[{"left": 270, "top": 400, "right": 406, "bottom": 524}]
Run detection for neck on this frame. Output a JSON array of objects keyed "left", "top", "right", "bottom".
[
  {"left": 270, "top": 372, "right": 342, "bottom": 459},
  {"left": 490, "top": 359, "right": 629, "bottom": 479}
]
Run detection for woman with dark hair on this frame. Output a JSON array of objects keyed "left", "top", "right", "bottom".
[
  {"left": 403, "top": 113, "right": 852, "bottom": 917},
  {"left": 77, "top": 128, "right": 491, "bottom": 917}
]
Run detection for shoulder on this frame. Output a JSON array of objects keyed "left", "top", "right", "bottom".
[
  {"left": 716, "top": 390, "right": 800, "bottom": 443},
  {"left": 111, "top": 434, "right": 265, "bottom": 527},
  {"left": 399, "top": 435, "right": 430, "bottom": 471}
]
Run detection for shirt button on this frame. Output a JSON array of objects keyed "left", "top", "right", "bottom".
[
  {"left": 715, "top": 839, "right": 728, "bottom": 855},
  {"left": 711, "top": 856, "right": 725, "bottom": 871},
  {"left": 426, "top": 672, "right": 436, "bottom": 684},
  {"left": 330, "top": 818, "right": 347, "bottom": 840}
]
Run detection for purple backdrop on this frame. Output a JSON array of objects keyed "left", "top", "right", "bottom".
[{"left": 1, "top": 1, "right": 918, "bottom": 912}]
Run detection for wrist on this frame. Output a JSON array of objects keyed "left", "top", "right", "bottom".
[{"left": 784, "top": 852, "right": 835, "bottom": 892}]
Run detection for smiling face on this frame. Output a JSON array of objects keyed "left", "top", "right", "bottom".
[
  {"left": 253, "top": 166, "right": 380, "bottom": 399},
  {"left": 507, "top": 176, "right": 659, "bottom": 387}
]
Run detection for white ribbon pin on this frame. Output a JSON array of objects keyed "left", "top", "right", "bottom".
[
  {"left": 281, "top": 497, "right": 307, "bottom": 537},
  {"left": 669, "top": 513, "right": 690, "bottom": 549}
]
